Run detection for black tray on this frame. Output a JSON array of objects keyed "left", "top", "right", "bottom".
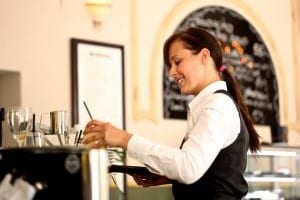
[{"left": 109, "top": 165, "right": 152, "bottom": 175}]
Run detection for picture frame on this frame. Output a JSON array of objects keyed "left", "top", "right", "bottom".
[{"left": 70, "top": 38, "right": 127, "bottom": 198}]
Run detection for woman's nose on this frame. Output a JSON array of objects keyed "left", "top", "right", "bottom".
[{"left": 168, "top": 65, "right": 176, "bottom": 77}]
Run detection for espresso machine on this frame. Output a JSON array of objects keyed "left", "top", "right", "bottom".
[{"left": 0, "top": 147, "right": 109, "bottom": 200}]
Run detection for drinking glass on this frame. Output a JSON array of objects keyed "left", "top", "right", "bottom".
[{"left": 6, "top": 107, "right": 33, "bottom": 147}]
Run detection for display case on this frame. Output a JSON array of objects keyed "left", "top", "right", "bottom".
[{"left": 245, "top": 145, "right": 300, "bottom": 200}]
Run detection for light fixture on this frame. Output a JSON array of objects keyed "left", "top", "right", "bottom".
[{"left": 85, "top": 0, "right": 112, "bottom": 28}]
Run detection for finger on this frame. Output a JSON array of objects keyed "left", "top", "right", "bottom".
[
  {"left": 132, "top": 176, "right": 143, "bottom": 185},
  {"left": 84, "top": 125, "right": 106, "bottom": 135},
  {"left": 82, "top": 132, "right": 104, "bottom": 144},
  {"left": 85, "top": 120, "right": 106, "bottom": 129},
  {"left": 132, "top": 175, "right": 149, "bottom": 187},
  {"left": 84, "top": 138, "right": 106, "bottom": 148}
]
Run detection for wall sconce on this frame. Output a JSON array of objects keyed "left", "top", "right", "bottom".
[{"left": 85, "top": 0, "right": 112, "bottom": 28}]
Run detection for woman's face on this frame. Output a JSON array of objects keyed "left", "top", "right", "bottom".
[{"left": 168, "top": 40, "right": 207, "bottom": 95}]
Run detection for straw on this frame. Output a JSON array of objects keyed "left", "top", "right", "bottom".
[
  {"left": 32, "top": 114, "right": 36, "bottom": 132},
  {"left": 83, "top": 101, "right": 94, "bottom": 120},
  {"left": 74, "top": 130, "right": 79, "bottom": 145},
  {"left": 32, "top": 113, "right": 36, "bottom": 145},
  {"left": 76, "top": 130, "right": 82, "bottom": 147},
  {"left": 76, "top": 101, "right": 94, "bottom": 147}
]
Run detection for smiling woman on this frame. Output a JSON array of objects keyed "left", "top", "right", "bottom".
[
  {"left": 163, "top": 6, "right": 280, "bottom": 129},
  {"left": 82, "top": 27, "right": 260, "bottom": 199}
]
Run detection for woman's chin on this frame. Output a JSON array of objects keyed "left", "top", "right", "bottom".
[
  {"left": 180, "top": 88, "right": 194, "bottom": 95},
  {"left": 180, "top": 89, "right": 188, "bottom": 95}
]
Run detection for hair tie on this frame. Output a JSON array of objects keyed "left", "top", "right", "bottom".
[{"left": 219, "top": 64, "right": 226, "bottom": 72}]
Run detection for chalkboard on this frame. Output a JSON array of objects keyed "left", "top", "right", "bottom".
[{"left": 163, "top": 6, "right": 279, "bottom": 126}]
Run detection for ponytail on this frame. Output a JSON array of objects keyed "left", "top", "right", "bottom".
[{"left": 221, "top": 68, "right": 260, "bottom": 152}]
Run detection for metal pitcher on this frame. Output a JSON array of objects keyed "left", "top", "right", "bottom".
[{"left": 40, "top": 110, "right": 70, "bottom": 145}]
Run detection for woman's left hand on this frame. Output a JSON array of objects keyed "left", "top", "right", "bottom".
[{"left": 131, "top": 173, "right": 171, "bottom": 187}]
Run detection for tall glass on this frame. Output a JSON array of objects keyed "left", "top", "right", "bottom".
[{"left": 6, "top": 107, "right": 32, "bottom": 147}]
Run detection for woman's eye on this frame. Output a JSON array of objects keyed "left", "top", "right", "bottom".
[{"left": 175, "top": 60, "right": 181, "bottom": 65}]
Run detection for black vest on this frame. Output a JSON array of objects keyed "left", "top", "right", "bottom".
[{"left": 172, "top": 90, "right": 249, "bottom": 200}]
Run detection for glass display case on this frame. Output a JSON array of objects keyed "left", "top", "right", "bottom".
[{"left": 245, "top": 145, "right": 300, "bottom": 200}]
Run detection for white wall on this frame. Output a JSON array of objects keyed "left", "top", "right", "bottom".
[
  {"left": 0, "top": 0, "right": 130, "bottom": 115},
  {"left": 0, "top": 0, "right": 299, "bottom": 150}
]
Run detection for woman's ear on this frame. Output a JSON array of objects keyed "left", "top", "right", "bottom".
[{"left": 199, "top": 48, "right": 211, "bottom": 64}]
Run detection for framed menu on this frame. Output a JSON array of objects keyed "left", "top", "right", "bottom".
[{"left": 70, "top": 38, "right": 125, "bottom": 128}]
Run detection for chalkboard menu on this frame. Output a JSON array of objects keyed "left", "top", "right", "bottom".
[{"left": 163, "top": 6, "right": 279, "bottom": 126}]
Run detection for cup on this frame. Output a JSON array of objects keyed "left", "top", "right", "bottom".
[
  {"left": 25, "top": 132, "right": 44, "bottom": 147},
  {"left": 6, "top": 107, "right": 33, "bottom": 147},
  {"left": 50, "top": 110, "right": 69, "bottom": 133}
]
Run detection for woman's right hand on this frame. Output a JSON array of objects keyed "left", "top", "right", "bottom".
[{"left": 82, "top": 120, "right": 132, "bottom": 149}]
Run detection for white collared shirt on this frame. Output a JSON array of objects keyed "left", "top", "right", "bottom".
[{"left": 127, "top": 81, "right": 240, "bottom": 184}]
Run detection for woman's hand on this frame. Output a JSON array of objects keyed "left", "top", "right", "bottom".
[
  {"left": 82, "top": 120, "right": 132, "bottom": 149},
  {"left": 130, "top": 173, "right": 171, "bottom": 187}
]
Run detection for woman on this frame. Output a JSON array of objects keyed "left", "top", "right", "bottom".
[{"left": 82, "top": 27, "right": 260, "bottom": 199}]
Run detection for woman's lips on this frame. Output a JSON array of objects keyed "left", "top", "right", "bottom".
[{"left": 176, "top": 78, "right": 184, "bottom": 85}]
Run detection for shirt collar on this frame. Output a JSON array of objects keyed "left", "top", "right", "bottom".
[{"left": 188, "top": 81, "right": 227, "bottom": 111}]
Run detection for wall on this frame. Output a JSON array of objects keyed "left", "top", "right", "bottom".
[
  {"left": 0, "top": 0, "right": 299, "bottom": 194},
  {"left": 0, "top": 0, "right": 130, "bottom": 115},
  {"left": 0, "top": 0, "right": 131, "bottom": 145}
]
